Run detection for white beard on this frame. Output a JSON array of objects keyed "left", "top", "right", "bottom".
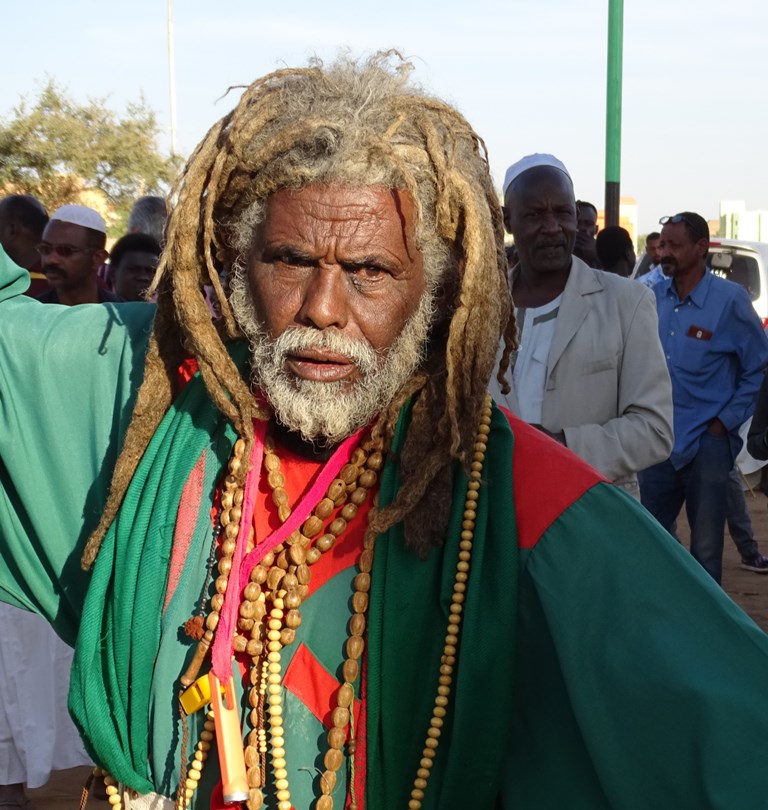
[{"left": 229, "top": 271, "right": 434, "bottom": 445}]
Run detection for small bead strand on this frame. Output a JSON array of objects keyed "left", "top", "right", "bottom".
[
  {"left": 407, "top": 395, "right": 492, "bottom": 810},
  {"left": 177, "top": 711, "right": 215, "bottom": 809}
]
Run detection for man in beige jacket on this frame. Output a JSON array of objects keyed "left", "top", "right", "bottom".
[{"left": 490, "top": 154, "right": 673, "bottom": 498}]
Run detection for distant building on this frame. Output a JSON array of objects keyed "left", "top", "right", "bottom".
[{"left": 720, "top": 201, "right": 768, "bottom": 241}]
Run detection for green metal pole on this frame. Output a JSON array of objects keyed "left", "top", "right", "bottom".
[{"left": 605, "top": 0, "right": 624, "bottom": 227}]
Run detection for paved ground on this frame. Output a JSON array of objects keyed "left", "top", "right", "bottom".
[{"left": 26, "top": 489, "right": 768, "bottom": 809}]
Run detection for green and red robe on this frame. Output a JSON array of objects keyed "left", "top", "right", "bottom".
[{"left": 3, "top": 248, "right": 768, "bottom": 809}]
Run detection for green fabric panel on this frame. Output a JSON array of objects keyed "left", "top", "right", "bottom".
[
  {"left": 507, "top": 481, "right": 768, "bottom": 809},
  {"left": 280, "top": 570, "right": 364, "bottom": 809},
  {"left": 149, "top": 446, "right": 226, "bottom": 798},
  {"left": 0, "top": 247, "right": 30, "bottom": 297},
  {"left": 0, "top": 249, "right": 154, "bottom": 643},
  {"left": 68, "top": 361, "right": 239, "bottom": 792},
  {"left": 366, "top": 403, "right": 518, "bottom": 810}
]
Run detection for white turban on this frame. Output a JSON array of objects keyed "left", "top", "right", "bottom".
[
  {"left": 50, "top": 204, "right": 107, "bottom": 234},
  {"left": 502, "top": 154, "right": 571, "bottom": 195}
]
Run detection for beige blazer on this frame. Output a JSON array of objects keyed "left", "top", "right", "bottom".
[{"left": 490, "top": 257, "right": 673, "bottom": 497}]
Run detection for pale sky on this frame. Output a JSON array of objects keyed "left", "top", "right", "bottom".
[{"left": 4, "top": 0, "right": 768, "bottom": 232}]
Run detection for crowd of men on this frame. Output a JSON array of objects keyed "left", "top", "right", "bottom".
[
  {"left": 0, "top": 194, "right": 164, "bottom": 305},
  {"left": 3, "top": 52, "right": 768, "bottom": 810},
  {"left": 487, "top": 161, "right": 768, "bottom": 583}
]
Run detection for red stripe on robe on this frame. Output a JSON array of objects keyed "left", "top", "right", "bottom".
[{"left": 499, "top": 407, "right": 604, "bottom": 549}]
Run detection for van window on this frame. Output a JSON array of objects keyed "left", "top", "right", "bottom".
[{"left": 709, "top": 252, "right": 760, "bottom": 301}]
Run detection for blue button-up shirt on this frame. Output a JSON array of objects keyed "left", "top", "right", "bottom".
[{"left": 654, "top": 270, "right": 768, "bottom": 469}]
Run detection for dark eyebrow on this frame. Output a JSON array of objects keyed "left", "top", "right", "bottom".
[
  {"left": 261, "top": 244, "right": 401, "bottom": 274},
  {"left": 340, "top": 255, "right": 398, "bottom": 273},
  {"left": 260, "top": 244, "right": 317, "bottom": 264}
]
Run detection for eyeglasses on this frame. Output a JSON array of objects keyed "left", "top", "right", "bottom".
[
  {"left": 37, "top": 243, "right": 93, "bottom": 258},
  {"left": 659, "top": 215, "right": 707, "bottom": 240}
]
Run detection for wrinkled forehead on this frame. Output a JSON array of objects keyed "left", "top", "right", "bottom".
[{"left": 256, "top": 183, "right": 422, "bottom": 267}]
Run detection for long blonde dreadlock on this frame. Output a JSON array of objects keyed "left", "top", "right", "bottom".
[{"left": 81, "top": 50, "right": 517, "bottom": 568}]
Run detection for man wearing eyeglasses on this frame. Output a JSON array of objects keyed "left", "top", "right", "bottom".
[
  {"left": 36, "top": 205, "right": 119, "bottom": 305},
  {"left": 639, "top": 212, "right": 768, "bottom": 584}
]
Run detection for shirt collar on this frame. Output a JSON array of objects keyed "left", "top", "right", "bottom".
[{"left": 663, "top": 268, "right": 712, "bottom": 308}]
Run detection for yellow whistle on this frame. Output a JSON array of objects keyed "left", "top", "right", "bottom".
[
  {"left": 209, "top": 672, "right": 249, "bottom": 804},
  {"left": 179, "top": 674, "right": 212, "bottom": 715}
]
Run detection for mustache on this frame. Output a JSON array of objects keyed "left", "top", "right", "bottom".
[
  {"left": 271, "top": 326, "right": 378, "bottom": 375},
  {"left": 536, "top": 239, "right": 567, "bottom": 249}
]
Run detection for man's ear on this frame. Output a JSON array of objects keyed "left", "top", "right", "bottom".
[
  {"left": 93, "top": 248, "right": 109, "bottom": 269},
  {"left": 502, "top": 205, "right": 513, "bottom": 235}
]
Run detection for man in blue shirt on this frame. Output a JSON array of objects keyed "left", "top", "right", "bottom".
[{"left": 639, "top": 212, "right": 768, "bottom": 583}]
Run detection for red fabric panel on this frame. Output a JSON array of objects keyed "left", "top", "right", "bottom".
[
  {"left": 251, "top": 439, "right": 371, "bottom": 597},
  {"left": 164, "top": 452, "right": 207, "bottom": 613},
  {"left": 303, "top": 516, "right": 368, "bottom": 598},
  {"left": 499, "top": 407, "right": 604, "bottom": 549},
  {"left": 283, "top": 642, "right": 362, "bottom": 730}
]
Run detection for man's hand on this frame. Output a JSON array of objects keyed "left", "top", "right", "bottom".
[
  {"left": 707, "top": 418, "right": 727, "bottom": 437},
  {"left": 532, "top": 424, "right": 566, "bottom": 445}
]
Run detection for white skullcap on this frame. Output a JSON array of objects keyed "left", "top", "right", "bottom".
[
  {"left": 50, "top": 204, "right": 106, "bottom": 234},
  {"left": 502, "top": 153, "right": 572, "bottom": 196}
]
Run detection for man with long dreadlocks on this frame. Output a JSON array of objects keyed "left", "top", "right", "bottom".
[{"left": 2, "top": 52, "right": 768, "bottom": 810}]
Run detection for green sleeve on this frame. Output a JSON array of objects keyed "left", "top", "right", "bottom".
[
  {"left": 505, "top": 482, "right": 768, "bottom": 810},
  {"left": 0, "top": 247, "right": 154, "bottom": 644}
]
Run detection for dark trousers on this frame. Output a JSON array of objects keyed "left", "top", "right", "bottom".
[{"left": 640, "top": 434, "right": 733, "bottom": 584}]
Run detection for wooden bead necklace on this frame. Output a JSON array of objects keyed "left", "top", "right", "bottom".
[
  {"left": 177, "top": 429, "right": 383, "bottom": 810},
  {"left": 89, "top": 393, "right": 492, "bottom": 810},
  {"left": 405, "top": 393, "right": 492, "bottom": 809},
  {"left": 238, "top": 433, "right": 383, "bottom": 810}
]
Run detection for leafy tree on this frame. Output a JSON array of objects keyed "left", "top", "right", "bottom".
[{"left": 0, "top": 80, "right": 181, "bottom": 234}]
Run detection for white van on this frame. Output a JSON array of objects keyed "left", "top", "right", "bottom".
[
  {"left": 708, "top": 239, "right": 768, "bottom": 326},
  {"left": 707, "top": 239, "right": 768, "bottom": 480}
]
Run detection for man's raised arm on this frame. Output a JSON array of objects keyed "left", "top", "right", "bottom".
[{"left": 0, "top": 247, "right": 154, "bottom": 643}]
